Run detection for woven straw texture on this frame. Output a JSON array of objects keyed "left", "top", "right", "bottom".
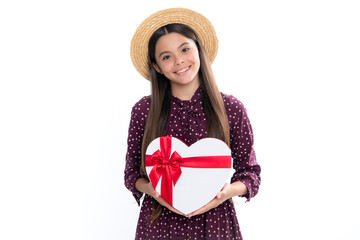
[{"left": 130, "top": 8, "right": 218, "bottom": 80}]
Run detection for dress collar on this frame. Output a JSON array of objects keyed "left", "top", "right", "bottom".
[{"left": 170, "top": 86, "right": 202, "bottom": 107}]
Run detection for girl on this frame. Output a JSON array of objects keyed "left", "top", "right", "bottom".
[{"left": 125, "top": 8, "right": 261, "bottom": 239}]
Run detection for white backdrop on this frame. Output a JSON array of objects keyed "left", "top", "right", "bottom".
[{"left": 1, "top": 0, "right": 359, "bottom": 239}]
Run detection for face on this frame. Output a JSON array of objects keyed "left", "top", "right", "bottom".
[{"left": 153, "top": 32, "right": 200, "bottom": 87}]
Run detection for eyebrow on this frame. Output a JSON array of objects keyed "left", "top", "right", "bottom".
[{"left": 158, "top": 42, "right": 190, "bottom": 58}]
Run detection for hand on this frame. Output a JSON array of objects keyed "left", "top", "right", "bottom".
[
  {"left": 186, "top": 183, "right": 232, "bottom": 218},
  {"left": 143, "top": 180, "right": 185, "bottom": 216}
]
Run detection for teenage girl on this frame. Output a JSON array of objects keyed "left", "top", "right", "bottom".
[{"left": 125, "top": 8, "right": 261, "bottom": 240}]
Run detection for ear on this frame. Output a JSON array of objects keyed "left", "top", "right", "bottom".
[{"left": 152, "top": 62, "right": 163, "bottom": 74}]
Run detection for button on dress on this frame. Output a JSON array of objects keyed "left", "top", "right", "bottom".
[{"left": 124, "top": 86, "right": 261, "bottom": 240}]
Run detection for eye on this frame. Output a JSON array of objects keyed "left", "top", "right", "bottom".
[
  {"left": 182, "top": 48, "right": 190, "bottom": 53},
  {"left": 162, "top": 55, "right": 170, "bottom": 61}
]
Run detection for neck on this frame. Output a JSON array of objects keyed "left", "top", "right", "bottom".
[{"left": 170, "top": 79, "right": 200, "bottom": 101}]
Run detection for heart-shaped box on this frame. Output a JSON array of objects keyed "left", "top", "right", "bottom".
[{"left": 145, "top": 136, "right": 232, "bottom": 215}]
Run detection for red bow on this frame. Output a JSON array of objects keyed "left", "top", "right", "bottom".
[{"left": 145, "top": 137, "right": 231, "bottom": 206}]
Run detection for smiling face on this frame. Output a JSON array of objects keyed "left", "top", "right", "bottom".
[{"left": 153, "top": 32, "right": 201, "bottom": 89}]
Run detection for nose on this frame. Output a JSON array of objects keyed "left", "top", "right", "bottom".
[{"left": 175, "top": 55, "right": 184, "bottom": 65}]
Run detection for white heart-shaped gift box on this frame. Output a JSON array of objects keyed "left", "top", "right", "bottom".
[{"left": 145, "top": 136, "right": 232, "bottom": 215}]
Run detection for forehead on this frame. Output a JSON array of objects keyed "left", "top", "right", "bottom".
[{"left": 155, "top": 32, "right": 195, "bottom": 52}]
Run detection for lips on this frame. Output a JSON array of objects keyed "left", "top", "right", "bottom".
[{"left": 175, "top": 65, "right": 191, "bottom": 75}]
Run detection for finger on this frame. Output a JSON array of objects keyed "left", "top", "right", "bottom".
[
  {"left": 187, "top": 209, "right": 200, "bottom": 218},
  {"left": 222, "top": 183, "right": 230, "bottom": 192},
  {"left": 170, "top": 207, "right": 185, "bottom": 216},
  {"left": 188, "top": 199, "right": 217, "bottom": 217},
  {"left": 217, "top": 183, "right": 231, "bottom": 199},
  {"left": 154, "top": 191, "right": 160, "bottom": 199},
  {"left": 187, "top": 208, "right": 200, "bottom": 218},
  {"left": 157, "top": 197, "right": 185, "bottom": 216},
  {"left": 188, "top": 205, "right": 208, "bottom": 218},
  {"left": 216, "top": 183, "right": 228, "bottom": 197}
]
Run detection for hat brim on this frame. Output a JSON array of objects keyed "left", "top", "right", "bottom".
[{"left": 130, "top": 8, "right": 218, "bottom": 80}]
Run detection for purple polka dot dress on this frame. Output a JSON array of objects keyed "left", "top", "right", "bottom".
[{"left": 124, "top": 86, "right": 261, "bottom": 240}]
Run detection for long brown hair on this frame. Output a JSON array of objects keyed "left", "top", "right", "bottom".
[{"left": 141, "top": 23, "right": 230, "bottom": 222}]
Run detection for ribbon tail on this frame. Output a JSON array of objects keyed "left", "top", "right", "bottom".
[
  {"left": 149, "top": 165, "right": 163, "bottom": 191},
  {"left": 170, "top": 167, "right": 181, "bottom": 186},
  {"left": 170, "top": 151, "right": 182, "bottom": 186},
  {"left": 161, "top": 165, "right": 173, "bottom": 206}
]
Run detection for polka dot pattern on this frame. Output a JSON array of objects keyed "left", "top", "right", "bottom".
[{"left": 124, "top": 86, "right": 261, "bottom": 239}]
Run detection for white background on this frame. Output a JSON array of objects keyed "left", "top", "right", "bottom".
[{"left": 1, "top": 0, "right": 359, "bottom": 239}]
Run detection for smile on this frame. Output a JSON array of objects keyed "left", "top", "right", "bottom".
[{"left": 175, "top": 66, "right": 191, "bottom": 75}]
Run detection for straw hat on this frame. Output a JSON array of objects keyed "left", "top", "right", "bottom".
[{"left": 130, "top": 8, "right": 218, "bottom": 80}]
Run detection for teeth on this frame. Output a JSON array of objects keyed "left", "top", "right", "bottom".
[{"left": 177, "top": 67, "right": 189, "bottom": 73}]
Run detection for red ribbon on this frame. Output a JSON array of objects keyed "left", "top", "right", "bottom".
[{"left": 145, "top": 136, "right": 231, "bottom": 206}]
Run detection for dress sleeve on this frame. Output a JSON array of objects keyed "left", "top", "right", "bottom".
[
  {"left": 226, "top": 95, "right": 261, "bottom": 202},
  {"left": 124, "top": 97, "right": 149, "bottom": 206}
]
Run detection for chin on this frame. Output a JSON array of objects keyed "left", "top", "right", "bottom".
[{"left": 167, "top": 73, "right": 199, "bottom": 86}]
